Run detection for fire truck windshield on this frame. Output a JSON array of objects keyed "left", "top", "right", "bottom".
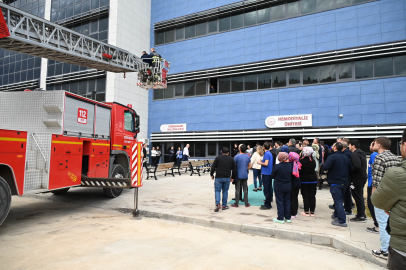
[{"left": 124, "top": 112, "right": 134, "bottom": 132}]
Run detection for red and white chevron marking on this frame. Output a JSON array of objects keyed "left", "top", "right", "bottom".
[{"left": 131, "top": 143, "right": 138, "bottom": 186}]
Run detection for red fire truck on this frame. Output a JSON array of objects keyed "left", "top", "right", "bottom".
[{"left": 0, "top": 91, "right": 145, "bottom": 225}]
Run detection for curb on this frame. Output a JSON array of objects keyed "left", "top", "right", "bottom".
[{"left": 24, "top": 194, "right": 386, "bottom": 267}]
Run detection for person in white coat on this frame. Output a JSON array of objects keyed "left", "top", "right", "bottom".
[{"left": 251, "top": 146, "right": 264, "bottom": 191}]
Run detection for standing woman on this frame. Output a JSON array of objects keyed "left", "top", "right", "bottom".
[
  {"left": 176, "top": 147, "right": 182, "bottom": 166},
  {"left": 156, "top": 146, "right": 161, "bottom": 165},
  {"left": 169, "top": 147, "right": 175, "bottom": 163},
  {"left": 271, "top": 152, "right": 292, "bottom": 224},
  {"left": 299, "top": 147, "right": 318, "bottom": 217},
  {"left": 289, "top": 152, "right": 301, "bottom": 219},
  {"left": 251, "top": 146, "right": 264, "bottom": 192},
  {"left": 151, "top": 147, "right": 157, "bottom": 166},
  {"left": 311, "top": 144, "right": 320, "bottom": 177}
]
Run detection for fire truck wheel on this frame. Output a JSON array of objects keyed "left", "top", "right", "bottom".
[
  {"left": 51, "top": 188, "right": 70, "bottom": 195},
  {"left": 0, "top": 176, "right": 12, "bottom": 226},
  {"left": 103, "top": 164, "right": 124, "bottom": 198}
]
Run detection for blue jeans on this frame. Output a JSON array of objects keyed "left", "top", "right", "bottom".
[
  {"left": 215, "top": 178, "right": 231, "bottom": 207},
  {"left": 253, "top": 169, "right": 262, "bottom": 189},
  {"left": 374, "top": 206, "right": 390, "bottom": 252},
  {"left": 262, "top": 174, "right": 273, "bottom": 207},
  {"left": 275, "top": 191, "right": 291, "bottom": 221},
  {"left": 330, "top": 184, "right": 346, "bottom": 224}
]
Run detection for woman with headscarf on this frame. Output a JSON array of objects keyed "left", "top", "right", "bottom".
[
  {"left": 275, "top": 145, "right": 289, "bottom": 164},
  {"left": 289, "top": 152, "right": 301, "bottom": 219},
  {"left": 270, "top": 152, "right": 292, "bottom": 224},
  {"left": 299, "top": 147, "right": 318, "bottom": 217}
]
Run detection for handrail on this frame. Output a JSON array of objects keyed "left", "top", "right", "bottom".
[{"left": 31, "top": 133, "right": 47, "bottom": 173}]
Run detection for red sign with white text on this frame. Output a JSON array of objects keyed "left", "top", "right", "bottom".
[{"left": 77, "top": 108, "right": 88, "bottom": 124}]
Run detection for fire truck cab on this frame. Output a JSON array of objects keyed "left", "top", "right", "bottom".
[{"left": 0, "top": 91, "right": 143, "bottom": 225}]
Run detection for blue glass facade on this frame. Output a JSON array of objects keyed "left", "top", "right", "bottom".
[{"left": 148, "top": 0, "right": 406, "bottom": 138}]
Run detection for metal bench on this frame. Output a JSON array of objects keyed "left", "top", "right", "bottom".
[
  {"left": 175, "top": 161, "right": 191, "bottom": 175},
  {"left": 189, "top": 160, "right": 207, "bottom": 177},
  {"left": 146, "top": 162, "right": 175, "bottom": 180},
  {"left": 203, "top": 159, "right": 214, "bottom": 173}
]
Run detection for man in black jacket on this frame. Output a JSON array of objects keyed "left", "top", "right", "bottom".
[
  {"left": 323, "top": 142, "right": 353, "bottom": 227},
  {"left": 211, "top": 147, "right": 236, "bottom": 212},
  {"left": 141, "top": 51, "right": 151, "bottom": 66},
  {"left": 287, "top": 138, "right": 300, "bottom": 154},
  {"left": 348, "top": 139, "right": 368, "bottom": 222}
]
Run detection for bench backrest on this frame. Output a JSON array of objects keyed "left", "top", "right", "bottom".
[
  {"left": 207, "top": 160, "right": 214, "bottom": 165},
  {"left": 179, "top": 161, "right": 190, "bottom": 168},
  {"left": 190, "top": 160, "right": 206, "bottom": 167},
  {"left": 157, "top": 162, "right": 175, "bottom": 170}
]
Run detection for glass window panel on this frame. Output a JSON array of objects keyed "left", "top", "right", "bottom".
[
  {"left": 99, "top": 17, "right": 108, "bottom": 31},
  {"left": 272, "top": 71, "right": 286, "bottom": 87},
  {"left": 97, "top": 77, "right": 106, "bottom": 91},
  {"left": 28, "top": 57, "right": 34, "bottom": 68},
  {"left": 175, "top": 84, "right": 183, "bottom": 96},
  {"left": 32, "top": 1, "right": 38, "bottom": 9},
  {"left": 374, "top": 57, "right": 393, "bottom": 77},
  {"left": 81, "top": 23, "right": 90, "bottom": 35},
  {"left": 15, "top": 61, "right": 21, "bottom": 71},
  {"left": 317, "top": 0, "right": 334, "bottom": 11},
  {"left": 355, "top": 59, "right": 373, "bottom": 79},
  {"left": 3, "top": 75, "right": 8, "bottom": 85},
  {"left": 96, "top": 93, "right": 105, "bottom": 102},
  {"left": 8, "top": 73, "right": 14, "bottom": 84},
  {"left": 66, "top": 6, "right": 74, "bottom": 17},
  {"left": 74, "top": 3, "right": 81, "bottom": 15},
  {"left": 188, "top": 142, "right": 195, "bottom": 157},
  {"left": 231, "top": 13, "right": 243, "bottom": 29},
  {"left": 286, "top": 1, "right": 299, "bottom": 17},
  {"left": 244, "top": 10, "right": 257, "bottom": 26},
  {"left": 9, "top": 62, "right": 15, "bottom": 73},
  {"left": 155, "top": 31, "right": 164, "bottom": 45},
  {"left": 165, "top": 29, "right": 175, "bottom": 43},
  {"left": 195, "top": 142, "right": 205, "bottom": 157},
  {"left": 219, "top": 77, "right": 230, "bottom": 93},
  {"left": 90, "top": 20, "right": 98, "bottom": 33},
  {"left": 21, "top": 70, "right": 27, "bottom": 82},
  {"left": 258, "top": 72, "right": 271, "bottom": 89},
  {"left": 32, "top": 8, "right": 39, "bottom": 17},
  {"left": 303, "top": 66, "right": 318, "bottom": 84},
  {"left": 244, "top": 74, "right": 257, "bottom": 90},
  {"left": 219, "top": 16, "right": 230, "bottom": 32},
  {"left": 67, "top": 0, "right": 75, "bottom": 6},
  {"left": 73, "top": 25, "right": 81, "bottom": 33},
  {"left": 394, "top": 55, "right": 406, "bottom": 75},
  {"left": 61, "top": 82, "right": 70, "bottom": 92},
  {"left": 338, "top": 62, "right": 352, "bottom": 80},
  {"left": 208, "top": 142, "right": 216, "bottom": 156},
  {"left": 176, "top": 27, "right": 184, "bottom": 40},
  {"left": 195, "top": 80, "right": 207, "bottom": 95},
  {"left": 82, "top": 0, "right": 90, "bottom": 13},
  {"left": 164, "top": 84, "right": 174, "bottom": 99},
  {"left": 319, "top": 64, "right": 336, "bottom": 83},
  {"left": 78, "top": 80, "right": 87, "bottom": 94},
  {"left": 153, "top": 88, "right": 163, "bottom": 100},
  {"left": 231, "top": 75, "right": 244, "bottom": 92},
  {"left": 22, "top": 59, "right": 28, "bottom": 70},
  {"left": 58, "top": 9, "right": 66, "bottom": 20},
  {"left": 352, "top": 0, "right": 369, "bottom": 4},
  {"left": 289, "top": 69, "right": 300, "bottom": 85},
  {"left": 98, "top": 31, "right": 107, "bottom": 41},
  {"left": 257, "top": 7, "right": 270, "bottom": 24},
  {"left": 91, "top": 0, "right": 99, "bottom": 9},
  {"left": 301, "top": 0, "right": 316, "bottom": 14},
  {"left": 70, "top": 81, "right": 79, "bottom": 93},
  {"left": 88, "top": 79, "right": 96, "bottom": 92},
  {"left": 184, "top": 82, "right": 195, "bottom": 96},
  {"left": 71, "top": 64, "right": 79, "bottom": 72},
  {"left": 185, "top": 24, "right": 196, "bottom": 39},
  {"left": 60, "top": 0, "right": 67, "bottom": 9},
  {"left": 63, "top": 62, "right": 70, "bottom": 73},
  {"left": 14, "top": 72, "right": 20, "bottom": 83},
  {"left": 52, "top": 1, "right": 59, "bottom": 12},
  {"left": 336, "top": 0, "right": 350, "bottom": 6},
  {"left": 196, "top": 22, "right": 207, "bottom": 36},
  {"left": 27, "top": 70, "right": 33, "bottom": 81},
  {"left": 271, "top": 4, "right": 285, "bottom": 21},
  {"left": 100, "top": 0, "right": 109, "bottom": 6},
  {"left": 208, "top": 19, "right": 217, "bottom": 33}
]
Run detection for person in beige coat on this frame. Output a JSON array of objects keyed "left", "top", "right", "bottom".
[{"left": 251, "top": 146, "right": 264, "bottom": 191}]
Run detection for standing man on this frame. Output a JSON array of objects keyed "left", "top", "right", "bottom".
[
  {"left": 288, "top": 138, "right": 300, "bottom": 154},
  {"left": 182, "top": 144, "right": 190, "bottom": 161},
  {"left": 232, "top": 143, "right": 239, "bottom": 157},
  {"left": 275, "top": 141, "right": 282, "bottom": 155},
  {"left": 366, "top": 140, "right": 379, "bottom": 234},
  {"left": 168, "top": 146, "right": 175, "bottom": 163},
  {"left": 156, "top": 146, "right": 161, "bottom": 165},
  {"left": 141, "top": 51, "right": 151, "bottom": 66},
  {"left": 258, "top": 142, "right": 274, "bottom": 210},
  {"left": 269, "top": 142, "right": 277, "bottom": 167},
  {"left": 323, "top": 142, "right": 352, "bottom": 227},
  {"left": 372, "top": 130, "right": 406, "bottom": 268},
  {"left": 231, "top": 144, "right": 252, "bottom": 208},
  {"left": 371, "top": 137, "right": 400, "bottom": 260},
  {"left": 150, "top": 48, "right": 162, "bottom": 68},
  {"left": 211, "top": 147, "right": 236, "bottom": 212},
  {"left": 348, "top": 139, "right": 368, "bottom": 222}
]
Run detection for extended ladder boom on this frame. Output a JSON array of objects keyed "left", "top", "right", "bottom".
[{"left": 0, "top": 3, "right": 148, "bottom": 73}]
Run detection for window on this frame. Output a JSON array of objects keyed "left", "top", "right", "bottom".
[
  {"left": 289, "top": 69, "right": 300, "bottom": 85},
  {"left": 352, "top": 0, "right": 370, "bottom": 3},
  {"left": 355, "top": 59, "right": 373, "bottom": 79},
  {"left": 258, "top": 72, "right": 271, "bottom": 89},
  {"left": 208, "top": 142, "right": 217, "bottom": 156},
  {"left": 244, "top": 10, "right": 257, "bottom": 27},
  {"left": 231, "top": 76, "right": 244, "bottom": 92},
  {"left": 271, "top": 4, "right": 285, "bottom": 21},
  {"left": 303, "top": 66, "right": 318, "bottom": 84},
  {"left": 257, "top": 7, "right": 270, "bottom": 24},
  {"left": 336, "top": 0, "right": 350, "bottom": 6},
  {"left": 154, "top": 88, "right": 164, "bottom": 100},
  {"left": 208, "top": 19, "right": 218, "bottom": 33},
  {"left": 195, "top": 142, "right": 205, "bottom": 157},
  {"left": 219, "top": 16, "right": 230, "bottom": 32},
  {"left": 272, "top": 71, "right": 286, "bottom": 87},
  {"left": 175, "top": 84, "right": 183, "bottom": 97},
  {"left": 195, "top": 80, "right": 207, "bottom": 95},
  {"left": 185, "top": 24, "right": 196, "bottom": 39},
  {"left": 301, "top": 0, "right": 316, "bottom": 14},
  {"left": 196, "top": 22, "right": 207, "bottom": 36},
  {"left": 219, "top": 77, "right": 230, "bottom": 93},
  {"left": 124, "top": 112, "right": 134, "bottom": 132},
  {"left": 155, "top": 31, "right": 164, "bottom": 45},
  {"left": 338, "top": 63, "right": 352, "bottom": 80},
  {"left": 244, "top": 74, "right": 257, "bottom": 90},
  {"left": 318, "top": 0, "right": 334, "bottom": 11},
  {"left": 176, "top": 27, "right": 184, "bottom": 40},
  {"left": 286, "top": 1, "right": 299, "bottom": 17},
  {"left": 184, "top": 82, "right": 195, "bottom": 96},
  {"left": 164, "top": 84, "right": 174, "bottom": 99},
  {"left": 374, "top": 57, "right": 393, "bottom": 77},
  {"left": 231, "top": 13, "right": 243, "bottom": 29},
  {"left": 394, "top": 55, "right": 406, "bottom": 75},
  {"left": 319, "top": 64, "right": 336, "bottom": 83},
  {"left": 165, "top": 29, "right": 175, "bottom": 43}
]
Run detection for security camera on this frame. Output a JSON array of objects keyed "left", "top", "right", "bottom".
[{"left": 339, "top": 114, "right": 344, "bottom": 118}]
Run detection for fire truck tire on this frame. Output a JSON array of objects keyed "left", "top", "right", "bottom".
[
  {"left": 103, "top": 164, "right": 124, "bottom": 198},
  {"left": 51, "top": 188, "right": 70, "bottom": 195},
  {"left": 0, "top": 176, "right": 12, "bottom": 226}
]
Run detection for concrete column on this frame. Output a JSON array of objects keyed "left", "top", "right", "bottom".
[{"left": 39, "top": 0, "right": 52, "bottom": 90}]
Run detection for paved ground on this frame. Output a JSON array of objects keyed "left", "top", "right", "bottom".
[
  {"left": 0, "top": 197, "right": 382, "bottom": 270},
  {"left": 24, "top": 171, "right": 382, "bottom": 254}
]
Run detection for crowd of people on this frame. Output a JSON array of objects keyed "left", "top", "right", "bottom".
[{"left": 210, "top": 130, "right": 406, "bottom": 268}]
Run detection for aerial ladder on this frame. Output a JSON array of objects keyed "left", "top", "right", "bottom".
[{"left": 0, "top": 2, "right": 170, "bottom": 89}]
